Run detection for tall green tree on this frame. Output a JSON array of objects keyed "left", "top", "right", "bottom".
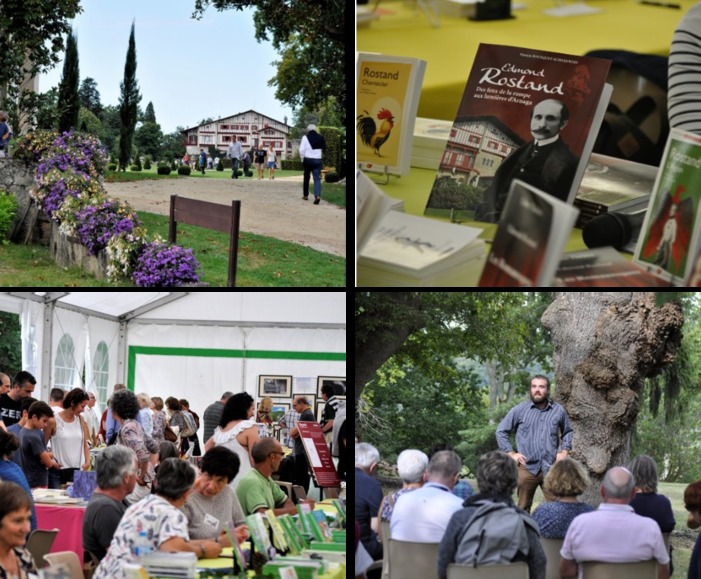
[
  {"left": 118, "top": 22, "right": 141, "bottom": 171},
  {"left": 57, "top": 29, "right": 80, "bottom": 133},
  {"left": 143, "top": 101, "right": 156, "bottom": 123},
  {"left": 78, "top": 77, "right": 103, "bottom": 117},
  {"left": 192, "top": 0, "right": 344, "bottom": 119},
  {"left": 0, "top": 0, "right": 81, "bottom": 128}
]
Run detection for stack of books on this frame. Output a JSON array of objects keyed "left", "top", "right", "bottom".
[{"left": 411, "top": 117, "right": 452, "bottom": 170}]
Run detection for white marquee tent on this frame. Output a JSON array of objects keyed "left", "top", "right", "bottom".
[{"left": 0, "top": 292, "right": 346, "bottom": 442}]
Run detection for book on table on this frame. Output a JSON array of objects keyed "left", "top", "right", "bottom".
[
  {"left": 356, "top": 52, "right": 427, "bottom": 177},
  {"left": 478, "top": 179, "right": 579, "bottom": 287},
  {"left": 424, "top": 43, "right": 612, "bottom": 229}
]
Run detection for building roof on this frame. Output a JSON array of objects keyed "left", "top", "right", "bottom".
[{"left": 180, "top": 109, "right": 290, "bottom": 134}]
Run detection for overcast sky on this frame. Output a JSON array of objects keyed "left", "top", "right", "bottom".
[{"left": 39, "top": 0, "right": 295, "bottom": 133}]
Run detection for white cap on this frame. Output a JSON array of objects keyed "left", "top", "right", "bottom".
[{"left": 307, "top": 124, "right": 317, "bottom": 131}]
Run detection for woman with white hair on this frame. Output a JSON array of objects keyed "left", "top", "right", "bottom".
[
  {"left": 299, "top": 124, "right": 326, "bottom": 204},
  {"left": 356, "top": 442, "right": 383, "bottom": 561},
  {"left": 376, "top": 449, "right": 428, "bottom": 541}
]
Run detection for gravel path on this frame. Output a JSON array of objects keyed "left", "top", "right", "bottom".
[{"left": 103, "top": 175, "right": 346, "bottom": 257}]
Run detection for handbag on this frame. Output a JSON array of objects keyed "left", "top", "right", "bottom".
[{"left": 164, "top": 422, "right": 177, "bottom": 443}]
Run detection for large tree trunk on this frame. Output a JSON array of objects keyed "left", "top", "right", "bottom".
[{"left": 541, "top": 292, "right": 683, "bottom": 505}]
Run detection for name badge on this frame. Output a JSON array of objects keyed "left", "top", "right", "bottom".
[{"left": 204, "top": 513, "right": 220, "bottom": 528}]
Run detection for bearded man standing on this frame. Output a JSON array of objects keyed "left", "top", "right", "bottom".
[{"left": 496, "top": 374, "right": 573, "bottom": 512}]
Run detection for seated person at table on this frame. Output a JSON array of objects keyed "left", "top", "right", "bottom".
[
  {"left": 182, "top": 446, "right": 248, "bottom": 545},
  {"left": 0, "top": 429, "right": 37, "bottom": 532},
  {"left": 83, "top": 446, "right": 138, "bottom": 561},
  {"left": 19, "top": 401, "right": 59, "bottom": 489},
  {"left": 0, "top": 481, "right": 36, "bottom": 578},
  {"left": 236, "top": 438, "right": 315, "bottom": 516},
  {"left": 93, "top": 458, "right": 222, "bottom": 579}
]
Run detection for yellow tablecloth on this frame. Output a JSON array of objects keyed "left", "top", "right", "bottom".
[
  {"left": 358, "top": 0, "right": 694, "bottom": 120},
  {"left": 197, "top": 548, "right": 345, "bottom": 578}
]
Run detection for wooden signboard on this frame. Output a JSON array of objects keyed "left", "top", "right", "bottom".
[{"left": 296, "top": 421, "right": 341, "bottom": 488}]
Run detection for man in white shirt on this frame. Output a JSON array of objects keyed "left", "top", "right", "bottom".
[
  {"left": 390, "top": 450, "right": 463, "bottom": 543},
  {"left": 83, "top": 392, "right": 100, "bottom": 447},
  {"left": 299, "top": 124, "right": 325, "bottom": 204},
  {"left": 227, "top": 138, "right": 243, "bottom": 179}
]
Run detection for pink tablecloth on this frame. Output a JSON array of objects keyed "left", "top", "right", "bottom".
[{"left": 35, "top": 503, "right": 86, "bottom": 559}]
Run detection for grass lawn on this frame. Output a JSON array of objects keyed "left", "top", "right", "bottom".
[{"left": 0, "top": 210, "right": 345, "bottom": 287}]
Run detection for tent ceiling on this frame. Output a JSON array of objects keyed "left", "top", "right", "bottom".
[{"left": 6, "top": 292, "right": 186, "bottom": 321}]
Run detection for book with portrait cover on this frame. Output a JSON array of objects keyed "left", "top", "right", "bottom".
[
  {"left": 634, "top": 128, "right": 701, "bottom": 285},
  {"left": 478, "top": 179, "right": 579, "bottom": 287},
  {"left": 356, "top": 52, "right": 427, "bottom": 176},
  {"left": 424, "top": 43, "right": 611, "bottom": 226}
]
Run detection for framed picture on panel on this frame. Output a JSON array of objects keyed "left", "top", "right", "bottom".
[
  {"left": 317, "top": 376, "right": 346, "bottom": 397},
  {"left": 258, "top": 375, "right": 292, "bottom": 398}
]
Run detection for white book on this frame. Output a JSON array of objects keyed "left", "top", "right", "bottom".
[
  {"left": 356, "top": 170, "right": 405, "bottom": 254},
  {"left": 357, "top": 52, "right": 427, "bottom": 176},
  {"left": 358, "top": 210, "right": 485, "bottom": 286}
]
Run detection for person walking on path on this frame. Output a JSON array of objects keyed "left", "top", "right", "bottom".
[
  {"left": 227, "top": 138, "right": 243, "bottom": 179},
  {"left": 299, "top": 124, "right": 325, "bottom": 204}
]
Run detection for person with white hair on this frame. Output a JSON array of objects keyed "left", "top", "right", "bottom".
[
  {"left": 355, "top": 442, "right": 383, "bottom": 561},
  {"left": 377, "top": 449, "right": 428, "bottom": 541},
  {"left": 299, "top": 123, "right": 326, "bottom": 205}
]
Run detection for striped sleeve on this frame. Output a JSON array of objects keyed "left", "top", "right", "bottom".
[{"left": 668, "top": 2, "right": 701, "bottom": 134}]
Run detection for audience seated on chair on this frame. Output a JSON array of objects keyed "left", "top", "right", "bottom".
[
  {"left": 532, "top": 457, "right": 593, "bottom": 539},
  {"left": 354, "top": 442, "right": 383, "bottom": 561},
  {"left": 390, "top": 450, "right": 463, "bottom": 543},
  {"left": 560, "top": 466, "right": 669, "bottom": 579},
  {"left": 437, "top": 450, "right": 546, "bottom": 579}
]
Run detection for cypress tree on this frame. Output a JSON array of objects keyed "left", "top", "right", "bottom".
[
  {"left": 57, "top": 30, "right": 80, "bottom": 133},
  {"left": 118, "top": 21, "right": 141, "bottom": 171}
]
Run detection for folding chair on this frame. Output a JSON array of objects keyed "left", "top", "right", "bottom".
[
  {"left": 388, "top": 539, "right": 440, "bottom": 579},
  {"left": 581, "top": 559, "right": 658, "bottom": 579},
  {"left": 446, "top": 562, "right": 529, "bottom": 579},
  {"left": 26, "top": 528, "right": 59, "bottom": 568},
  {"left": 43, "top": 551, "right": 84, "bottom": 579},
  {"left": 540, "top": 538, "right": 563, "bottom": 579}
]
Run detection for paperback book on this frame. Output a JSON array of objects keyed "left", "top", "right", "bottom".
[
  {"left": 356, "top": 170, "right": 405, "bottom": 255},
  {"left": 634, "top": 128, "right": 701, "bottom": 285},
  {"left": 478, "top": 179, "right": 579, "bottom": 286},
  {"left": 357, "top": 52, "right": 427, "bottom": 176},
  {"left": 424, "top": 43, "right": 611, "bottom": 226}
]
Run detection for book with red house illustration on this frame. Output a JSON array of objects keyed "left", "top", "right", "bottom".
[{"left": 424, "top": 43, "right": 612, "bottom": 227}]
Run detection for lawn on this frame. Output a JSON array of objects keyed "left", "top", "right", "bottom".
[{"left": 0, "top": 210, "right": 345, "bottom": 287}]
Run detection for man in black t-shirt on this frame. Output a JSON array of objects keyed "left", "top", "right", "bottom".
[
  {"left": 0, "top": 370, "right": 36, "bottom": 428},
  {"left": 290, "top": 396, "right": 316, "bottom": 493}
]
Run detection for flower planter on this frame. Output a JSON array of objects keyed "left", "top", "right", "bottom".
[{"left": 51, "top": 222, "right": 109, "bottom": 279}]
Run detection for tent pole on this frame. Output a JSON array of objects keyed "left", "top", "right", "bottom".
[
  {"left": 41, "top": 301, "right": 54, "bottom": 401},
  {"left": 117, "top": 320, "right": 127, "bottom": 387}
]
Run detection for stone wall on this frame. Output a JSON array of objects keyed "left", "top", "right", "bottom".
[{"left": 0, "top": 157, "right": 47, "bottom": 243}]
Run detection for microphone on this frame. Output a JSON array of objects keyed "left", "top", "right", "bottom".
[{"left": 582, "top": 210, "right": 646, "bottom": 252}]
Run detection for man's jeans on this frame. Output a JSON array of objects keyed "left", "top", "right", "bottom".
[{"left": 303, "top": 158, "right": 323, "bottom": 198}]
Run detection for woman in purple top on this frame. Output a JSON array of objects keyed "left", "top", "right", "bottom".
[{"left": 531, "top": 457, "right": 594, "bottom": 539}]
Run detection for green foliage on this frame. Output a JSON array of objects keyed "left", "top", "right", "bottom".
[
  {"left": 427, "top": 176, "right": 483, "bottom": 210},
  {"left": 281, "top": 160, "right": 304, "bottom": 171},
  {"left": 0, "top": 191, "right": 19, "bottom": 243},
  {"left": 362, "top": 360, "right": 488, "bottom": 469},
  {"left": 57, "top": 29, "right": 80, "bottom": 133},
  {"left": 0, "top": 312, "right": 21, "bottom": 378},
  {"left": 192, "top": 0, "right": 344, "bottom": 119},
  {"left": 143, "top": 157, "right": 152, "bottom": 170},
  {"left": 178, "top": 166, "right": 191, "bottom": 176},
  {"left": 118, "top": 22, "right": 142, "bottom": 171},
  {"left": 157, "top": 165, "right": 172, "bottom": 175},
  {"left": 135, "top": 121, "right": 164, "bottom": 160},
  {"left": 319, "top": 126, "right": 342, "bottom": 172},
  {"left": 107, "top": 163, "right": 117, "bottom": 171},
  {"left": 129, "top": 165, "right": 142, "bottom": 172},
  {"left": 77, "top": 107, "right": 102, "bottom": 137},
  {"left": 78, "top": 77, "right": 103, "bottom": 117},
  {"left": 324, "top": 172, "right": 340, "bottom": 183}
]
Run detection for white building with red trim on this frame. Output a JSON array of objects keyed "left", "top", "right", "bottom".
[{"left": 180, "top": 109, "right": 294, "bottom": 159}]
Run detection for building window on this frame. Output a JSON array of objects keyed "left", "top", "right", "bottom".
[
  {"left": 93, "top": 341, "right": 109, "bottom": 407},
  {"left": 54, "top": 334, "right": 76, "bottom": 390}
]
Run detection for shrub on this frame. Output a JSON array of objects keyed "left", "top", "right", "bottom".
[
  {"left": 216, "top": 162, "right": 224, "bottom": 171},
  {"left": 132, "top": 241, "right": 200, "bottom": 287},
  {"left": 107, "top": 163, "right": 117, "bottom": 171},
  {"left": 281, "top": 160, "right": 304, "bottom": 171},
  {"left": 157, "top": 165, "right": 171, "bottom": 175},
  {"left": 130, "top": 165, "right": 141, "bottom": 171},
  {"left": 178, "top": 166, "right": 191, "bottom": 176},
  {"left": 324, "top": 171, "right": 340, "bottom": 183},
  {"left": 144, "top": 157, "right": 152, "bottom": 170},
  {"left": 0, "top": 191, "right": 18, "bottom": 243}
]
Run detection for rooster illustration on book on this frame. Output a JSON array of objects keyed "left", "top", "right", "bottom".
[
  {"left": 357, "top": 107, "right": 395, "bottom": 157},
  {"left": 641, "top": 184, "right": 694, "bottom": 275}
]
